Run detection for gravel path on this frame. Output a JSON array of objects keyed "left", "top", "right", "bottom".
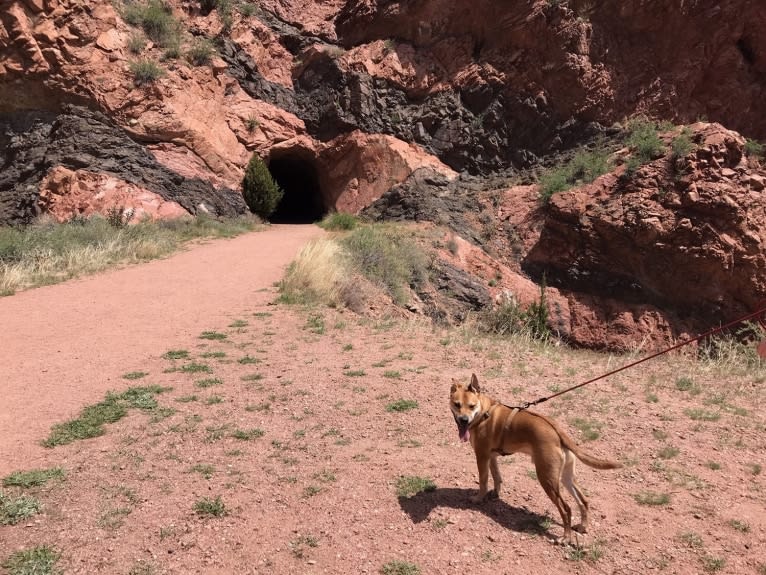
[{"left": 0, "top": 224, "right": 322, "bottom": 475}]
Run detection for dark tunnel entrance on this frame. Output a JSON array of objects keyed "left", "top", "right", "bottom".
[{"left": 267, "top": 156, "right": 327, "bottom": 223}]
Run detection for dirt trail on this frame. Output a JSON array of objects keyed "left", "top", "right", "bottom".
[{"left": 0, "top": 224, "right": 322, "bottom": 476}]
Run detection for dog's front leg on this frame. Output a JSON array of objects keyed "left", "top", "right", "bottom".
[
  {"left": 489, "top": 454, "right": 502, "bottom": 498},
  {"left": 470, "top": 451, "right": 491, "bottom": 503}
]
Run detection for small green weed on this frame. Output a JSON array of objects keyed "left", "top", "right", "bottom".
[
  {"left": 383, "top": 370, "right": 402, "bottom": 379},
  {"left": 386, "top": 399, "right": 418, "bottom": 412},
  {"left": 313, "top": 470, "right": 336, "bottom": 483},
  {"left": 200, "top": 331, "right": 227, "bottom": 340},
  {"left": 305, "top": 314, "right": 325, "bottom": 334},
  {"left": 705, "top": 461, "right": 721, "bottom": 470},
  {"left": 380, "top": 560, "right": 421, "bottom": 575},
  {"left": 675, "top": 376, "right": 700, "bottom": 394},
  {"left": 99, "top": 506, "right": 131, "bottom": 529},
  {"left": 319, "top": 213, "right": 358, "bottom": 231},
  {"left": 180, "top": 362, "right": 212, "bottom": 374},
  {"left": 232, "top": 428, "right": 265, "bottom": 440},
  {"left": 633, "top": 491, "right": 670, "bottom": 506},
  {"left": 570, "top": 417, "right": 601, "bottom": 441},
  {"left": 0, "top": 492, "right": 42, "bottom": 524},
  {"left": 3, "top": 468, "right": 65, "bottom": 488},
  {"left": 201, "top": 351, "right": 226, "bottom": 359},
  {"left": 700, "top": 556, "right": 725, "bottom": 573},
  {"left": 122, "top": 371, "right": 148, "bottom": 380},
  {"left": 204, "top": 395, "right": 224, "bottom": 405},
  {"left": 678, "top": 531, "right": 704, "bottom": 548},
  {"left": 194, "top": 495, "right": 227, "bottom": 517},
  {"left": 345, "top": 369, "right": 366, "bottom": 377},
  {"left": 189, "top": 464, "right": 215, "bottom": 479},
  {"left": 395, "top": 475, "right": 435, "bottom": 498},
  {"left": 303, "top": 485, "right": 322, "bottom": 498},
  {"left": 657, "top": 445, "right": 679, "bottom": 459},
  {"left": 2, "top": 546, "right": 60, "bottom": 575},
  {"left": 162, "top": 349, "right": 189, "bottom": 360},
  {"left": 238, "top": 355, "right": 260, "bottom": 364},
  {"left": 43, "top": 386, "right": 169, "bottom": 447},
  {"left": 290, "top": 533, "right": 319, "bottom": 558},
  {"left": 728, "top": 519, "right": 750, "bottom": 532},
  {"left": 195, "top": 378, "right": 222, "bottom": 388},
  {"left": 685, "top": 408, "right": 720, "bottom": 421}
]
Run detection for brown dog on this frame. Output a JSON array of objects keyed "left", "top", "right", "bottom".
[{"left": 450, "top": 374, "right": 621, "bottom": 543}]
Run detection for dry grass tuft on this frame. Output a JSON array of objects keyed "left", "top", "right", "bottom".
[{"left": 278, "top": 239, "right": 355, "bottom": 307}]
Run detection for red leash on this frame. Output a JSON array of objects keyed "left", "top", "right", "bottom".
[{"left": 512, "top": 304, "right": 766, "bottom": 410}]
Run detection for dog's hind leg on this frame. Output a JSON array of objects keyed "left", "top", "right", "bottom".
[
  {"left": 561, "top": 448, "right": 589, "bottom": 533},
  {"left": 535, "top": 456, "right": 573, "bottom": 543}
]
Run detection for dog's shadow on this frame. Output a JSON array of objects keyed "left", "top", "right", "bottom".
[{"left": 398, "top": 487, "right": 554, "bottom": 535}]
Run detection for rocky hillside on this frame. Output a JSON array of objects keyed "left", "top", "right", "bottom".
[{"left": 2, "top": 0, "right": 765, "bottom": 349}]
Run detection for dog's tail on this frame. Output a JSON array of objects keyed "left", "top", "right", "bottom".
[
  {"left": 529, "top": 411, "right": 622, "bottom": 470},
  {"left": 566, "top": 442, "right": 622, "bottom": 470}
]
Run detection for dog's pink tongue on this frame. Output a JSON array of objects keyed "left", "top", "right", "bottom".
[{"left": 459, "top": 428, "right": 470, "bottom": 442}]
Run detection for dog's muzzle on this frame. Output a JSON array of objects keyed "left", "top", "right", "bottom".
[{"left": 454, "top": 413, "right": 471, "bottom": 442}]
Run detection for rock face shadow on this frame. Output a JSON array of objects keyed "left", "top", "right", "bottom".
[{"left": 398, "top": 487, "right": 554, "bottom": 535}]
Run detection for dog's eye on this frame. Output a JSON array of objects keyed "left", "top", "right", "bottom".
[
  {"left": 468, "top": 404, "right": 476, "bottom": 409},
  {"left": 453, "top": 401, "right": 461, "bottom": 408}
]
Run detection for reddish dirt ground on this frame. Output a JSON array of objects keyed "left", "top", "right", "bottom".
[{"left": 1, "top": 224, "right": 765, "bottom": 575}]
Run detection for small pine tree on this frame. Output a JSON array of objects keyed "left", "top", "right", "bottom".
[{"left": 242, "top": 154, "right": 283, "bottom": 218}]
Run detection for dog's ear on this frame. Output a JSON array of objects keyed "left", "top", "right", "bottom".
[
  {"left": 468, "top": 373, "right": 481, "bottom": 393},
  {"left": 450, "top": 379, "right": 461, "bottom": 394}
]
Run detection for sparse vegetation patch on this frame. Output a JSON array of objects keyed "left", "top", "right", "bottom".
[{"left": 42, "top": 386, "right": 170, "bottom": 447}]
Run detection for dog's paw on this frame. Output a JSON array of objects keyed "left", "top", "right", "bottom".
[
  {"left": 573, "top": 523, "right": 588, "bottom": 534},
  {"left": 487, "top": 489, "right": 500, "bottom": 500},
  {"left": 469, "top": 493, "right": 485, "bottom": 504}
]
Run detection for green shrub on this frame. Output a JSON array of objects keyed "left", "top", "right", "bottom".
[
  {"left": 480, "top": 281, "right": 550, "bottom": 340},
  {"left": 341, "top": 225, "right": 428, "bottom": 305},
  {"left": 123, "top": 0, "right": 180, "bottom": 47},
  {"left": 129, "top": 59, "right": 164, "bottom": 84},
  {"left": 162, "top": 40, "right": 181, "bottom": 60},
  {"left": 241, "top": 154, "right": 284, "bottom": 218},
  {"left": 127, "top": 32, "right": 146, "bottom": 54},
  {"left": 671, "top": 129, "right": 694, "bottom": 159},
  {"left": 625, "top": 119, "right": 665, "bottom": 167},
  {"left": 538, "top": 149, "right": 610, "bottom": 203},
  {"left": 245, "top": 115, "right": 259, "bottom": 132},
  {"left": 187, "top": 38, "right": 215, "bottom": 66},
  {"left": 106, "top": 205, "right": 135, "bottom": 228},
  {"left": 744, "top": 138, "right": 764, "bottom": 159},
  {"left": 319, "top": 212, "right": 358, "bottom": 231}
]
